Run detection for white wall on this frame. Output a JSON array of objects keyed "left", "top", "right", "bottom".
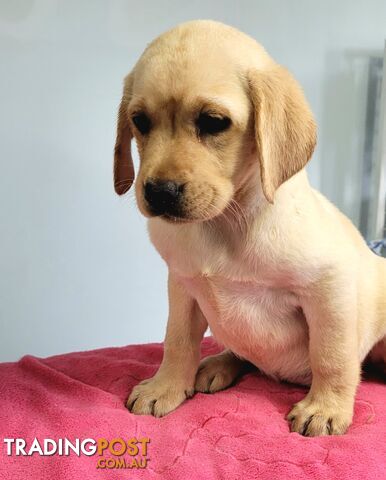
[{"left": 1, "top": 0, "right": 385, "bottom": 361}]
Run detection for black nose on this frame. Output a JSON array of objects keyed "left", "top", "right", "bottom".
[{"left": 144, "top": 180, "right": 184, "bottom": 216}]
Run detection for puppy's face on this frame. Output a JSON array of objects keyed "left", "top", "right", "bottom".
[
  {"left": 114, "top": 22, "right": 317, "bottom": 222},
  {"left": 130, "top": 61, "right": 253, "bottom": 222}
]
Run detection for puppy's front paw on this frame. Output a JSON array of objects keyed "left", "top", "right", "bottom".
[
  {"left": 287, "top": 396, "right": 353, "bottom": 436},
  {"left": 126, "top": 376, "right": 193, "bottom": 417},
  {"left": 194, "top": 352, "right": 246, "bottom": 393}
]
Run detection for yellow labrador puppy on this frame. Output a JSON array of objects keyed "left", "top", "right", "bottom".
[{"left": 114, "top": 20, "right": 386, "bottom": 436}]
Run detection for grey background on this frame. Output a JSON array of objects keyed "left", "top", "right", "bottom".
[{"left": 1, "top": 0, "right": 386, "bottom": 361}]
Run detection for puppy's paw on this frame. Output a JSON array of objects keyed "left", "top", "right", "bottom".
[
  {"left": 194, "top": 352, "right": 245, "bottom": 393},
  {"left": 126, "top": 376, "right": 193, "bottom": 417},
  {"left": 287, "top": 396, "right": 353, "bottom": 436}
]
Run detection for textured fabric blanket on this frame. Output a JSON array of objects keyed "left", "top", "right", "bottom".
[{"left": 0, "top": 337, "right": 385, "bottom": 479}]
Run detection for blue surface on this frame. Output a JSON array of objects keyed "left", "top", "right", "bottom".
[{"left": 368, "top": 239, "right": 386, "bottom": 257}]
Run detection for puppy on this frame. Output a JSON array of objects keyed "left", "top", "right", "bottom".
[{"left": 114, "top": 20, "right": 386, "bottom": 436}]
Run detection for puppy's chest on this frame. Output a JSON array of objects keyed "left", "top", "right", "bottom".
[
  {"left": 182, "top": 274, "right": 300, "bottom": 335},
  {"left": 164, "top": 231, "right": 299, "bottom": 333},
  {"left": 149, "top": 218, "right": 283, "bottom": 279},
  {"left": 180, "top": 273, "right": 307, "bottom": 379},
  {"left": 150, "top": 220, "right": 309, "bottom": 374}
]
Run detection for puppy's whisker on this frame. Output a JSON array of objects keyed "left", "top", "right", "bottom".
[
  {"left": 209, "top": 194, "right": 249, "bottom": 234},
  {"left": 229, "top": 198, "right": 249, "bottom": 232},
  {"left": 205, "top": 202, "right": 236, "bottom": 232}
]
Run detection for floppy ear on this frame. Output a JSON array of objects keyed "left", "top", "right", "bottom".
[
  {"left": 114, "top": 76, "right": 134, "bottom": 195},
  {"left": 248, "top": 66, "right": 316, "bottom": 203}
]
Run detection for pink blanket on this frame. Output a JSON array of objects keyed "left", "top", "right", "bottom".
[{"left": 0, "top": 338, "right": 385, "bottom": 479}]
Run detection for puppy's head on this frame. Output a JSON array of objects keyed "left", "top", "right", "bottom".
[{"left": 114, "top": 21, "right": 316, "bottom": 222}]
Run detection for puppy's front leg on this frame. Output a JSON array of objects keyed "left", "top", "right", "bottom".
[
  {"left": 127, "top": 273, "right": 207, "bottom": 417},
  {"left": 288, "top": 278, "right": 360, "bottom": 436}
]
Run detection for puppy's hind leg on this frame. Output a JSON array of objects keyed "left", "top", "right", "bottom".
[{"left": 195, "top": 350, "right": 253, "bottom": 393}]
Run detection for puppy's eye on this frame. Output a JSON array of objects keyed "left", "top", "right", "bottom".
[
  {"left": 132, "top": 113, "right": 151, "bottom": 135},
  {"left": 196, "top": 113, "right": 231, "bottom": 135}
]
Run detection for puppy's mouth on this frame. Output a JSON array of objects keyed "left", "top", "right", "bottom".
[
  {"left": 148, "top": 204, "right": 228, "bottom": 224},
  {"left": 161, "top": 213, "right": 192, "bottom": 223},
  {"left": 147, "top": 203, "right": 200, "bottom": 223},
  {"left": 146, "top": 198, "right": 190, "bottom": 223}
]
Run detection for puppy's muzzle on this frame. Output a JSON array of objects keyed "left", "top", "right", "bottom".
[{"left": 144, "top": 180, "right": 185, "bottom": 218}]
